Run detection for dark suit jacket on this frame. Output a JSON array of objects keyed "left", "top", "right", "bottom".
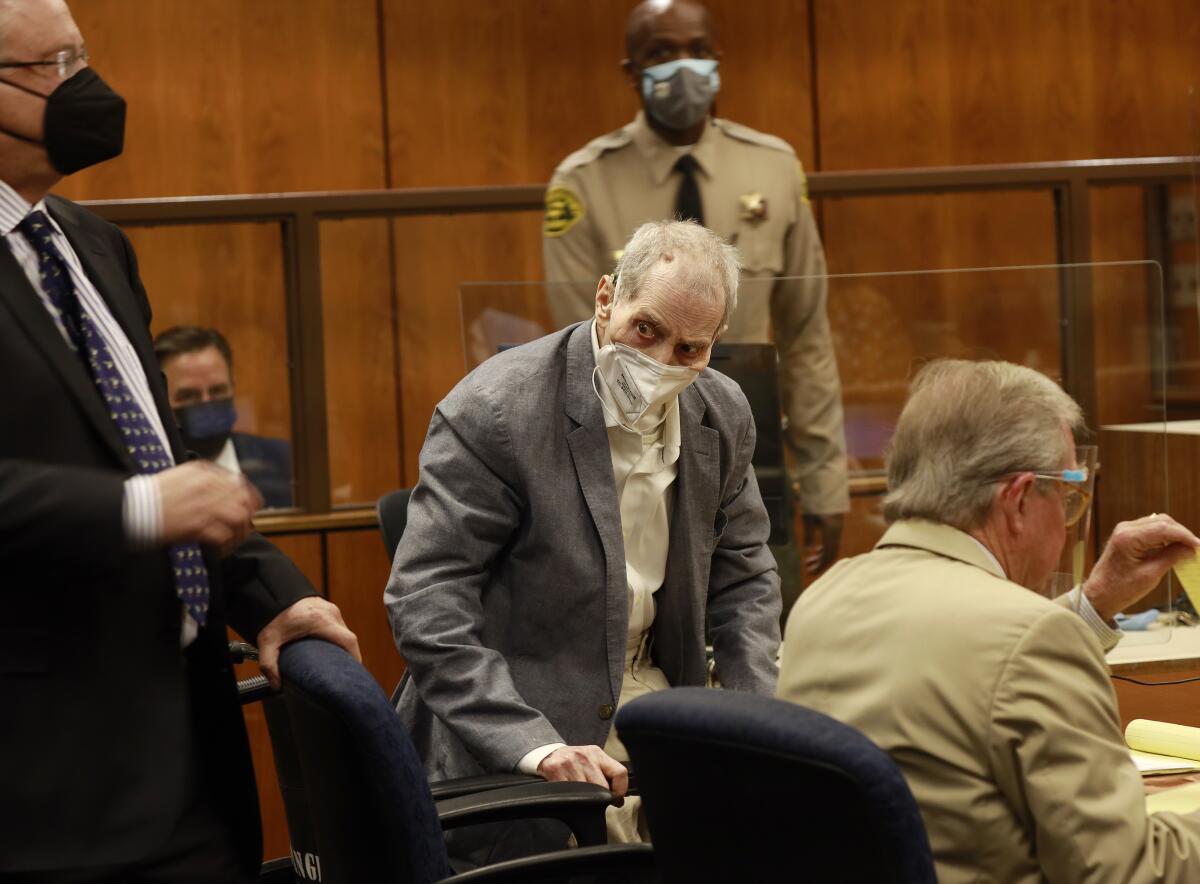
[
  {"left": 233, "top": 431, "right": 294, "bottom": 509},
  {"left": 0, "top": 194, "right": 315, "bottom": 874}
]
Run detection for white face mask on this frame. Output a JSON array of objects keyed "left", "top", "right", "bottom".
[{"left": 593, "top": 341, "right": 699, "bottom": 432}]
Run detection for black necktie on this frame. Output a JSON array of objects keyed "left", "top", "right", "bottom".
[{"left": 673, "top": 154, "right": 704, "bottom": 226}]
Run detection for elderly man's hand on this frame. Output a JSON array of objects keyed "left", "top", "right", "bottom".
[
  {"left": 538, "top": 745, "right": 628, "bottom": 805},
  {"left": 1082, "top": 514, "right": 1200, "bottom": 621},
  {"left": 256, "top": 597, "right": 361, "bottom": 689},
  {"left": 803, "top": 513, "right": 844, "bottom": 574}
]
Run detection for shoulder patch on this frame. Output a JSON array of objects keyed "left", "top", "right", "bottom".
[
  {"left": 543, "top": 185, "right": 585, "bottom": 238},
  {"left": 797, "top": 160, "right": 810, "bottom": 204}
]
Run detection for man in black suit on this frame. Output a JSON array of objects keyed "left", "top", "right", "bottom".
[
  {"left": 154, "top": 325, "right": 295, "bottom": 509},
  {"left": 0, "top": 1, "right": 359, "bottom": 881}
]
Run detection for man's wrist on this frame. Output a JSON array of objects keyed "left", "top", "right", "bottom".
[
  {"left": 122, "top": 474, "right": 162, "bottom": 550},
  {"left": 1072, "top": 585, "right": 1123, "bottom": 652},
  {"left": 516, "top": 742, "right": 566, "bottom": 776}
]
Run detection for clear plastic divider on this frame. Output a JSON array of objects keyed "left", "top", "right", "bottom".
[{"left": 461, "top": 261, "right": 1176, "bottom": 647}]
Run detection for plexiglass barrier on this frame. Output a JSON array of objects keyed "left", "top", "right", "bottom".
[{"left": 461, "top": 261, "right": 1190, "bottom": 648}]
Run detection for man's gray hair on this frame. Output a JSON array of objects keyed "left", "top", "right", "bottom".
[
  {"left": 883, "top": 359, "right": 1084, "bottom": 530},
  {"left": 612, "top": 219, "right": 740, "bottom": 332}
]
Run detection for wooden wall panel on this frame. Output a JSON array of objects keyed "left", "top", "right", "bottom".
[
  {"left": 58, "top": 0, "right": 386, "bottom": 198},
  {"left": 320, "top": 219, "right": 405, "bottom": 506},
  {"left": 382, "top": 0, "right": 815, "bottom": 188},
  {"left": 128, "top": 222, "right": 293, "bottom": 441},
  {"left": 391, "top": 211, "right": 545, "bottom": 481},
  {"left": 326, "top": 529, "right": 407, "bottom": 694}
]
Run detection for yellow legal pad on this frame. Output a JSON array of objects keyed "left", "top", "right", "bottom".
[
  {"left": 1127, "top": 719, "right": 1200, "bottom": 775},
  {"left": 1173, "top": 551, "right": 1200, "bottom": 597}
]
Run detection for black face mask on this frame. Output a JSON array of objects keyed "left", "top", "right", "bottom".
[
  {"left": 0, "top": 67, "right": 126, "bottom": 174},
  {"left": 174, "top": 398, "right": 238, "bottom": 460}
]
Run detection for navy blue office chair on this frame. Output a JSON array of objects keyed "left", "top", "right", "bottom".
[
  {"left": 378, "top": 487, "right": 413, "bottom": 564},
  {"left": 617, "top": 688, "right": 936, "bottom": 884},
  {"left": 271, "top": 638, "right": 654, "bottom": 883}
]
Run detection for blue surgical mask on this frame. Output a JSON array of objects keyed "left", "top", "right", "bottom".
[
  {"left": 174, "top": 398, "right": 237, "bottom": 459},
  {"left": 640, "top": 58, "right": 720, "bottom": 131}
]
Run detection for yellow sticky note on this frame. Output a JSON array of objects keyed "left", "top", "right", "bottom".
[{"left": 1174, "top": 551, "right": 1200, "bottom": 596}]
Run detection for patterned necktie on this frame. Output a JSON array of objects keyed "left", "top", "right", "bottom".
[
  {"left": 673, "top": 154, "right": 704, "bottom": 226},
  {"left": 18, "top": 210, "right": 210, "bottom": 626}
]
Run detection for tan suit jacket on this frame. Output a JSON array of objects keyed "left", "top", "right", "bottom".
[
  {"left": 543, "top": 113, "right": 848, "bottom": 514},
  {"left": 777, "top": 519, "right": 1200, "bottom": 883}
]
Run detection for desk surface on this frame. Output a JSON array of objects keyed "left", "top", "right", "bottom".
[{"left": 1108, "top": 626, "right": 1200, "bottom": 673}]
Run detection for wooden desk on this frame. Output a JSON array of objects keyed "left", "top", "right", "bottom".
[{"left": 1109, "top": 626, "right": 1200, "bottom": 729}]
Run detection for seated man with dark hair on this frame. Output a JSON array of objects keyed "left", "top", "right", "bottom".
[{"left": 154, "top": 325, "right": 293, "bottom": 508}]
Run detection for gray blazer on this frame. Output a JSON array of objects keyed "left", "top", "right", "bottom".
[{"left": 386, "top": 321, "right": 780, "bottom": 780}]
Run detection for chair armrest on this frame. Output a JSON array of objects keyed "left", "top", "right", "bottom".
[
  {"left": 435, "top": 781, "right": 612, "bottom": 847},
  {"left": 428, "top": 772, "right": 541, "bottom": 801},
  {"left": 442, "top": 843, "right": 655, "bottom": 883}
]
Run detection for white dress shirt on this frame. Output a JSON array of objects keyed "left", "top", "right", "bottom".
[{"left": 516, "top": 322, "right": 684, "bottom": 773}]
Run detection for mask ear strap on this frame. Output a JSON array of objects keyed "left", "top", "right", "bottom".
[
  {"left": 0, "top": 78, "right": 47, "bottom": 146},
  {"left": 0, "top": 76, "right": 48, "bottom": 100}
]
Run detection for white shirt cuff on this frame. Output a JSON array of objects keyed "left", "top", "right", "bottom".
[
  {"left": 122, "top": 474, "right": 163, "bottom": 550},
  {"left": 516, "top": 742, "right": 566, "bottom": 776},
  {"left": 1068, "top": 586, "right": 1123, "bottom": 653}
]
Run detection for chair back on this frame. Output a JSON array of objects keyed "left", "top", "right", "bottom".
[
  {"left": 706, "top": 344, "right": 792, "bottom": 545},
  {"left": 617, "top": 688, "right": 936, "bottom": 884},
  {"left": 378, "top": 487, "right": 414, "bottom": 563},
  {"left": 277, "top": 638, "right": 450, "bottom": 884}
]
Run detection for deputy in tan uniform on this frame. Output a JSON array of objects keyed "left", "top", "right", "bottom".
[
  {"left": 543, "top": 0, "right": 848, "bottom": 570},
  {"left": 778, "top": 358, "right": 1200, "bottom": 884}
]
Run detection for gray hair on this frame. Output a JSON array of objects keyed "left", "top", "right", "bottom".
[
  {"left": 883, "top": 359, "right": 1084, "bottom": 530},
  {"left": 612, "top": 219, "right": 740, "bottom": 332}
]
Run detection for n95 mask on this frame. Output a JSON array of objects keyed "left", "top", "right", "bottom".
[{"left": 593, "top": 342, "right": 698, "bottom": 432}]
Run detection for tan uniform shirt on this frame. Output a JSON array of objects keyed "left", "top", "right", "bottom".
[
  {"left": 777, "top": 519, "right": 1200, "bottom": 884},
  {"left": 543, "top": 112, "right": 849, "bottom": 514}
]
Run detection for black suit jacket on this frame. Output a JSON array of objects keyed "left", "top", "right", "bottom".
[{"left": 0, "top": 194, "right": 316, "bottom": 873}]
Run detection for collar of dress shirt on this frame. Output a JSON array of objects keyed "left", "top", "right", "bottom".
[
  {"left": 630, "top": 110, "right": 718, "bottom": 187},
  {"left": 0, "top": 178, "right": 47, "bottom": 237},
  {"left": 590, "top": 319, "right": 682, "bottom": 457},
  {"left": 963, "top": 533, "right": 1006, "bottom": 578},
  {"left": 214, "top": 436, "right": 243, "bottom": 475}
]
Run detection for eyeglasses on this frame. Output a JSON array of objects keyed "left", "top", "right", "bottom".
[
  {"left": 987, "top": 467, "right": 1093, "bottom": 528},
  {"left": 0, "top": 46, "right": 89, "bottom": 80}
]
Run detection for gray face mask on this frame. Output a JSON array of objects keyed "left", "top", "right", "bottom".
[{"left": 640, "top": 58, "right": 720, "bottom": 131}]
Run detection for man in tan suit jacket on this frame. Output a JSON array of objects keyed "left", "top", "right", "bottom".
[{"left": 778, "top": 359, "right": 1200, "bottom": 883}]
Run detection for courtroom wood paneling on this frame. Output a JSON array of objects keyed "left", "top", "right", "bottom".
[
  {"left": 1113, "top": 670, "right": 1200, "bottom": 731},
  {"left": 122, "top": 222, "right": 294, "bottom": 443},
  {"left": 391, "top": 211, "right": 545, "bottom": 481},
  {"left": 58, "top": 0, "right": 387, "bottom": 199},
  {"left": 320, "top": 219, "right": 404, "bottom": 506},
  {"left": 326, "top": 528, "right": 407, "bottom": 694},
  {"left": 812, "top": 0, "right": 1200, "bottom": 171}
]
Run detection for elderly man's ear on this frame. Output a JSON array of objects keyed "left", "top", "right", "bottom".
[
  {"left": 999, "top": 474, "right": 1036, "bottom": 535},
  {"left": 594, "top": 274, "right": 616, "bottom": 324}
]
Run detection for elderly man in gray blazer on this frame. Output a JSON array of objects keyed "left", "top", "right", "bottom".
[{"left": 386, "top": 219, "right": 780, "bottom": 844}]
